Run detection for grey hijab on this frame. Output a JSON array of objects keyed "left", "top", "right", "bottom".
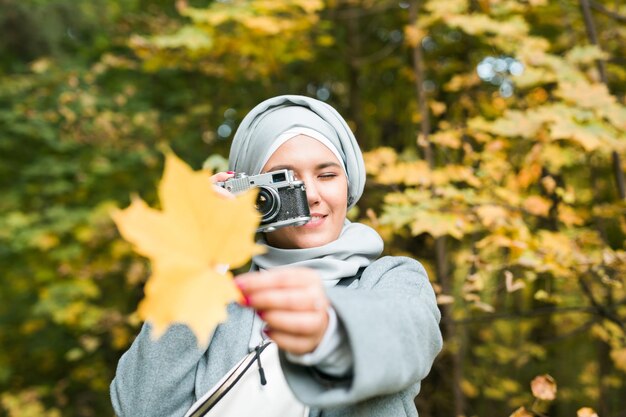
[
  {"left": 229, "top": 95, "right": 383, "bottom": 282},
  {"left": 229, "top": 95, "right": 365, "bottom": 209}
]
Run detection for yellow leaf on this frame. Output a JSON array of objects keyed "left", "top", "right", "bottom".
[
  {"left": 460, "top": 379, "right": 479, "bottom": 398},
  {"left": 557, "top": 82, "right": 615, "bottom": 109},
  {"left": 539, "top": 143, "right": 582, "bottom": 171},
  {"left": 610, "top": 347, "right": 626, "bottom": 373},
  {"left": 444, "top": 73, "right": 480, "bottom": 92},
  {"left": 158, "top": 154, "right": 263, "bottom": 268},
  {"left": 558, "top": 205, "right": 585, "bottom": 227},
  {"left": 549, "top": 117, "right": 603, "bottom": 152},
  {"left": 404, "top": 25, "right": 425, "bottom": 48},
  {"left": 446, "top": 15, "right": 528, "bottom": 40},
  {"left": 475, "top": 204, "right": 508, "bottom": 228},
  {"left": 139, "top": 263, "right": 240, "bottom": 346},
  {"left": 504, "top": 270, "right": 525, "bottom": 293},
  {"left": 530, "top": 374, "right": 557, "bottom": 401},
  {"left": 429, "top": 130, "right": 461, "bottom": 149},
  {"left": 577, "top": 408, "right": 599, "bottom": 417},
  {"left": 430, "top": 101, "right": 447, "bottom": 116},
  {"left": 363, "top": 147, "right": 398, "bottom": 176},
  {"left": 540, "top": 176, "right": 556, "bottom": 194},
  {"left": 112, "top": 153, "right": 263, "bottom": 346},
  {"left": 510, "top": 406, "right": 534, "bottom": 417},
  {"left": 565, "top": 45, "right": 610, "bottom": 66},
  {"left": 425, "top": 0, "right": 468, "bottom": 18},
  {"left": 436, "top": 294, "right": 455, "bottom": 305},
  {"left": 523, "top": 196, "right": 552, "bottom": 217},
  {"left": 411, "top": 212, "right": 466, "bottom": 239},
  {"left": 471, "top": 300, "right": 495, "bottom": 313}
]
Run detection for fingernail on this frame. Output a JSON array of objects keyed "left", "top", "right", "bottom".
[
  {"left": 242, "top": 295, "right": 251, "bottom": 306},
  {"left": 227, "top": 171, "right": 235, "bottom": 174},
  {"left": 257, "top": 311, "right": 265, "bottom": 320},
  {"left": 262, "top": 325, "right": 270, "bottom": 337}
]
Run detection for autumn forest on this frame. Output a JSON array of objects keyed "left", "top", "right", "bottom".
[{"left": 1, "top": 0, "right": 625, "bottom": 416}]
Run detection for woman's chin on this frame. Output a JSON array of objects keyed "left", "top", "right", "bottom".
[{"left": 266, "top": 227, "right": 338, "bottom": 249}]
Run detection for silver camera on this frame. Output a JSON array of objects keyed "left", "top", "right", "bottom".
[{"left": 218, "top": 169, "right": 311, "bottom": 233}]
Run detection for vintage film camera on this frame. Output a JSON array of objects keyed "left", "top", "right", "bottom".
[{"left": 218, "top": 169, "right": 311, "bottom": 233}]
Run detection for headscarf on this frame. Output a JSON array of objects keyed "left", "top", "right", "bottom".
[
  {"left": 229, "top": 95, "right": 383, "bottom": 283},
  {"left": 229, "top": 95, "right": 366, "bottom": 208}
]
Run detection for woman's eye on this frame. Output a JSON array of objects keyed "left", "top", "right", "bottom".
[{"left": 319, "top": 173, "right": 337, "bottom": 179}]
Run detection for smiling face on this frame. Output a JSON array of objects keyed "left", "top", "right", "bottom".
[{"left": 261, "top": 135, "right": 348, "bottom": 249}]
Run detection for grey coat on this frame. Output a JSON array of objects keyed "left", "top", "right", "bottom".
[{"left": 110, "top": 256, "right": 443, "bottom": 417}]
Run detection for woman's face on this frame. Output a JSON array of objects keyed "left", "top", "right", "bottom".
[{"left": 262, "top": 135, "right": 348, "bottom": 249}]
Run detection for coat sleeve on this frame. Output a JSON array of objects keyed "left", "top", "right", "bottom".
[
  {"left": 110, "top": 323, "right": 206, "bottom": 417},
  {"left": 279, "top": 256, "right": 443, "bottom": 407}
]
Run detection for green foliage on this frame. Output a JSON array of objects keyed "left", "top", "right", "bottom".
[{"left": 1, "top": 0, "right": 625, "bottom": 416}]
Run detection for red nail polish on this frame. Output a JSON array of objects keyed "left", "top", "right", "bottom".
[
  {"left": 243, "top": 295, "right": 251, "bottom": 306},
  {"left": 227, "top": 171, "right": 235, "bottom": 174},
  {"left": 257, "top": 311, "right": 265, "bottom": 320}
]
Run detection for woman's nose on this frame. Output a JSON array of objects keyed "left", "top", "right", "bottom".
[{"left": 305, "top": 180, "right": 320, "bottom": 206}]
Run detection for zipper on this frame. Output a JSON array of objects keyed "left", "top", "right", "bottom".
[{"left": 254, "top": 343, "right": 267, "bottom": 386}]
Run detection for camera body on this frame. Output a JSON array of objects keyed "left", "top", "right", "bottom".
[{"left": 218, "top": 169, "right": 311, "bottom": 233}]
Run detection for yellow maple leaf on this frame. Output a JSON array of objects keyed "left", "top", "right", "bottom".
[{"left": 112, "top": 153, "right": 264, "bottom": 346}]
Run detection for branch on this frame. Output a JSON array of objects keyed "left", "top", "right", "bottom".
[
  {"left": 578, "top": 275, "right": 625, "bottom": 332},
  {"left": 590, "top": 0, "right": 626, "bottom": 23},
  {"left": 354, "top": 42, "right": 401, "bottom": 67},
  {"left": 579, "top": 0, "right": 626, "bottom": 199}
]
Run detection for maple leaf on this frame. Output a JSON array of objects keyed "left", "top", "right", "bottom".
[{"left": 112, "top": 153, "right": 264, "bottom": 346}]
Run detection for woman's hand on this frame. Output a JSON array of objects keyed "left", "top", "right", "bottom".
[
  {"left": 235, "top": 268, "right": 330, "bottom": 355},
  {"left": 209, "top": 171, "right": 235, "bottom": 198}
]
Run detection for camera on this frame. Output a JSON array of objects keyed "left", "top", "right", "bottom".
[{"left": 217, "top": 169, "right": 311, "bottom": 233}]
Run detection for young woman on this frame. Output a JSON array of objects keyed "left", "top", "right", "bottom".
[{"left": 110, "top": 95, "right": 442, "bottom": 417}]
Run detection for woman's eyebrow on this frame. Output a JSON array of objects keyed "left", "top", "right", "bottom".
[
  {"left": 316, "top": 162, "right": 342, "bottom": 170},
  {"left": 265, "top": 162, "right": 342, "bottom": 172},
  {"left": 265, "top": 164, "right": 295, "bottom": 172}
]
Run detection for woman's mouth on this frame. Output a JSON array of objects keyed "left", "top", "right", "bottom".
[{"left": 303, "top": 214, "right": 327, "bottom": 228}]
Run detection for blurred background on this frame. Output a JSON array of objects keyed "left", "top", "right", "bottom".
[{"left": 1, "top": 0, "right": 625, "bottom": 416}]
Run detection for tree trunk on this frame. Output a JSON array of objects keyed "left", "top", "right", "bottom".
[
  {"left": 409, "top": 1, "right": 465, "bottom": 416},
  {"left": 344, "top": 3, "right": 369, "bottom": 148},
  {"left": 579, "top": 0, "right": 626, "bottom": 200}
]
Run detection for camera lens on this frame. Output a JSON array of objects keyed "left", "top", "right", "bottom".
[{"left": 255, "top": 186, "right": 281, "bottom": 222}]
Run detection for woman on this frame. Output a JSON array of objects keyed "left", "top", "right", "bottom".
[{"left": 110, "top": 95, "right": 442, "bottom": 417}]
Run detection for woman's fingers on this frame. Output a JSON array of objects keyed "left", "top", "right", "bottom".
[
  {"left": 235, "top": 268, "right": 331, "bottom": 354},
  {"left": 264, "top": 328, "right": 325, "bottom": 355},
  {"left": 246, "top": 288, "right": 328, "bottom": 311},
  {"left": 236, "top": 268, "right": 319, "bottom": 291},
  {"left": 236, "top": 269, "right": 329, "bottom": 312},
  {"left": 261, "top": 310, "right": 328, "bottom": 336},
  {"left": 209, "top": 171, "right": 235, "bottom": 198},
  {"left": 210, "top": 171, "right": 235, "bottom": 182}
]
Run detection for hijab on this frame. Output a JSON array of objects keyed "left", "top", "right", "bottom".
[{"left": 229, "top": 95, "right": 383, "bottom": 283}]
